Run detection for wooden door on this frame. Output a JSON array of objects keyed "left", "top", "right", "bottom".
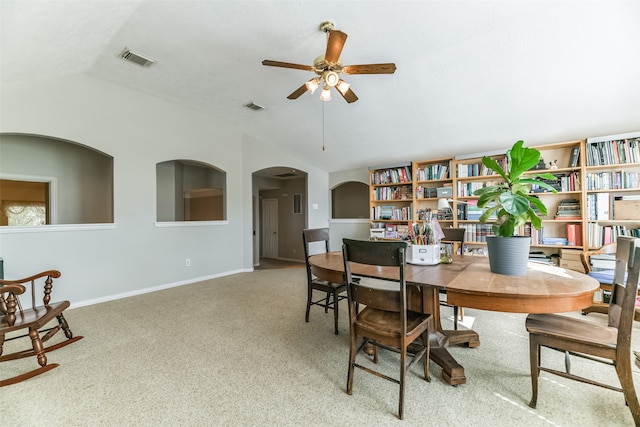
[{"left": 262, "top": 198, "right": 278, "bottom": 258}]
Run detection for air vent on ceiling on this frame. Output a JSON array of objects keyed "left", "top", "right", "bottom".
[
  {"left": 244, "top": 102, "right": 265, "bottom": 111},
  {"left": 119, "top": 48, "right": 155, "bottom": 67},
  {"left": 275, "top": 173, "right": 297, "bottom": 178}
]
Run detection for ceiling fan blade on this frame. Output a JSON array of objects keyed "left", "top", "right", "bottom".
[
  {"left": 262, "top": 60, "right": 314, "bottom": 72},
  {"left": 342, "top": 63, "right": 397, "bottom": 74},
  {"left": 338, "top": 87, "right": 359, "bottom": 103},
  {"left": 287, "top": 84, "right": 308, "bottom": 100},
  {"left": 324, "top": 30, "right": 347, "bottom": 64}
]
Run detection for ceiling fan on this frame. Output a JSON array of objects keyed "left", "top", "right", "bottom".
[{"left": 262, "top": 21, "right": 396, "bottom": 103}]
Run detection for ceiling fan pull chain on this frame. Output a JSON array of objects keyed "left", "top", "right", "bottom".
[{"left": 322, "top": 102, "right": 325, "bottom": 151}]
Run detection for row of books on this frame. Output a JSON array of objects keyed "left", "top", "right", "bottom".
[
  {"left": 585, "top": 171, "right": 640, "bottom": 191},
  {"left": 531, "top": 172, "right": 580, "bottom": 193},
  {"left": 585, "top": 137, "right": 640, "bottom": 167},
  {"left": 586, "top": 193, "right": 613, "bottom": 220},
  {"left": 371, "top": 205, "right": 413, "bottom": 221},
  {"left": 415, "top": 163, "right": 449, "bottom": 181},
  {"left": 458, "top": 200, "right": 490, "bottom": 220},
  {"left": 372, "top": 186, "right": 413, "bottom": 201},
  {"left": 513, "top": 223, "right": 581, "bottom": 246},
  {"left": 415, "top": 185, "right": 438, "bottom": 199},
  {"left": 460, "top": 223, "right": 494, "bottom": 242},
  {"left": 456, "top": 156, "right": 508, "bottom": 178},
  {"left": 456, "top": 180, "right": 501, "bottom": 197},
  {"left": 370, "top": 166, "right": 412, "bottom": 185},
  {"left": 587, "top": 223, "right": 640, "bottom": 248}
]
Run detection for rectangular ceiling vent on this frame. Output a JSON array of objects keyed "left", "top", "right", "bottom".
[
  {"left": 244, "top": 102, "right": 265, "bottom": 111},
  {"left": 119, "top": 48, "right": 155, "bottom": 67},
  {"left": 275, "top": 172, "right": 296, "bottom": 178}
]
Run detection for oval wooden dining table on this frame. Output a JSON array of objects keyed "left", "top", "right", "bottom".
[{"left": 308, "top": 251, "right": 599, "bottom": 385}]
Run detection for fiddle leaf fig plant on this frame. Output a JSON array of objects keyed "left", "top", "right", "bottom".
[{"left": 473, "top": 140, "right": 557, "bottom": 237}]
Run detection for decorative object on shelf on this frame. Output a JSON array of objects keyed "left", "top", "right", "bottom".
[
  {"left": 549, "top": 160, "right": 558, "bottom": 169},
  {"left": 473, "top": 140, "right": 558, "bottom": 275}
]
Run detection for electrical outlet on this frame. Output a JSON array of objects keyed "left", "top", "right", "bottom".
[{"left": 185, "top": 258, "right": 191, "bottom": 267}]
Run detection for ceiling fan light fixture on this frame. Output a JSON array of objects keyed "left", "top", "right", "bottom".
[
  {"left": 336, "top": 79, "right": 350, "bottom": 95},
  {"left": 305, "top": 77, "right": 320, "bottom": 94},
  {"left": 324, "top": 71, "right": 340, "bottom": 87},
  {"left": 320, "top": 85, "right": 332, "bottom": 101}
]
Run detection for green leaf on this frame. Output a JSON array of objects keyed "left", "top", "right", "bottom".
[
  {"left": 494, "top": 216, "right": 515, "bottom": 237},
  {"left": 499, "top": 192, "right": 530, "bottom": 216},
  {"left": 528, "top": 207, "right": 542, "bottom": 229},
  {"left": 526, "top": 196, "right": 548, "bottom": 216},
  {"left": 481, "top": 156, "right": 509, "bottom": 181},
  {"left": 479, "top": 205, "right": 499, "bottom": 223},
  {"left": 510, "top": 145, "right": 541, "bottom": 179}
]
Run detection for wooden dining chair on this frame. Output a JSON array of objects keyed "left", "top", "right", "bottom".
[
  {"left": 1, "top": 270, "right": 83, "bottom": 386},
  {"left": 342, "top": 238, "right": 432, "bottom": 420},
  {"left": 441, "top": 227, "right": 466, "bottom": 330},
  {"left": 302, "top": 228, "right": 347, "bottom": 335},
  {"left": 526, "top": 236, "right": 640, "bottom": 424}
]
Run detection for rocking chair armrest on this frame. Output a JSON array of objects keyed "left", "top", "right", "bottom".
[
  {"left": 0, "top": 284, "right": 27, "bottom": 296},
  {"left": 0, "top": 270, "right": 61, "bottom": 286}
]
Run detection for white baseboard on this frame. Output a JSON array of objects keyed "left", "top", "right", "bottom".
[{"left": 70, "top": 268, "right": 252, "bottom": 309}]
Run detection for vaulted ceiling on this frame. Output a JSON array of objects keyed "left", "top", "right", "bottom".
[{"left": 2, "top": 1, "right": 639, "bottom": 172}]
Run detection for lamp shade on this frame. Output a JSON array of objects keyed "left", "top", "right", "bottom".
[
  {"left": 305, "top": 78, "right": 320, "bottom": 94},
  {"left": 438, "top": 198, "right": 451, "bottom": 210},
  {"left": 319, "top": 85, "right": 332, "bottom": 101}
]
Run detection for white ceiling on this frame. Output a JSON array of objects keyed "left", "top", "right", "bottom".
[{"left": 2, "top": 1, "right": 639, "bottom": 173}]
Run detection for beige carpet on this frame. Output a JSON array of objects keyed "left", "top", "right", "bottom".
[{"left": 3, "top": 267, "right": 639, "bottom": 426}]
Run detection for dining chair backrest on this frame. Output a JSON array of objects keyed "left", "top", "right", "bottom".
[
  {"left": 608, "top": 237, "right": 640, "bottom": 335},
  {"left": 342, "top": 239, "right": 408, "bottom": 315}
]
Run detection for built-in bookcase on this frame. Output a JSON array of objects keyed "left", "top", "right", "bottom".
[{"left": 368, "top": 132, "right": 640, "bottom": 270}]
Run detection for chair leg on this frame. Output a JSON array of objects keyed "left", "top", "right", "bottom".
[
  {"left": 305, "top": 286, "right": 312, "bottom": 323},
  {"left": 333, "top": 290, "right": 339, "bottom": 335},
  {"left": 528, "top": 336, "right": 540, "bottom": 408},
  {"left": 29, "top": 328, "right": 47, "bottom": 368},
  {"left": 616, "top": 349, "right": 640, "bottom": 424},
  {"left": 422, "top": 330, "right": 431, "bottom": 382},
  {"left": 324, "top": 293, "right": 330, "bottom": 313},
  {"left": 399, "top": 345, "right": 407, "bottom": 420},
  {"left": 346, "top": 335, "right": 358, "bottom": 395},
  {"left": 57, "top": 313, "right": 74, "bottom": 339}
]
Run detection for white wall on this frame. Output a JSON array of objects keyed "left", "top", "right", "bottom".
[{"left": 0, "top": 74, "right": 331, "bottom": 305}]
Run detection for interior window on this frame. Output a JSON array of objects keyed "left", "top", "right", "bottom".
[
  {"left": 332, "top": 181, "right": 369, "bottom": 219},
  {"left": 156, "top": 160, "right": 226, "bottom": 221}
]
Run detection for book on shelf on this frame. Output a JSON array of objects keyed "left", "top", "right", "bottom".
[
  {"left": 569, "top": 146, "right": 580, "bottom": 168},
  {"left": 596, "top": 192, "right": 610, "bottom": 220},
  {"left": 566, "top": 223, "right": 582, "bottom": 246},
  {"left": 541, "top": 237, "right": 569, "bottom": 246},
  {"left": 528, "top": 251, "right": 553, "bottom": 265}
]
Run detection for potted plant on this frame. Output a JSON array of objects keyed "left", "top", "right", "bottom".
[{"left": 473, "top": 140, "right": 557, "bottom": 275}]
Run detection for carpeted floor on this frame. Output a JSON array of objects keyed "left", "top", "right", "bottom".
[{"left": 3, "top": 267, "right": 639, "bottom": 426}]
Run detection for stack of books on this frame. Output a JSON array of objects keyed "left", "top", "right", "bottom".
[
  {"left": 555, "top": 199, "right": 581, "bottom": 220},
  {"left": 590, "top": 253, "right": 616, "bottom": 271}
]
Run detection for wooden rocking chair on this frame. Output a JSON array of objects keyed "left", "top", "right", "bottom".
[{"left": 1, "top": 270, "right": 83, "bottom": 386}]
